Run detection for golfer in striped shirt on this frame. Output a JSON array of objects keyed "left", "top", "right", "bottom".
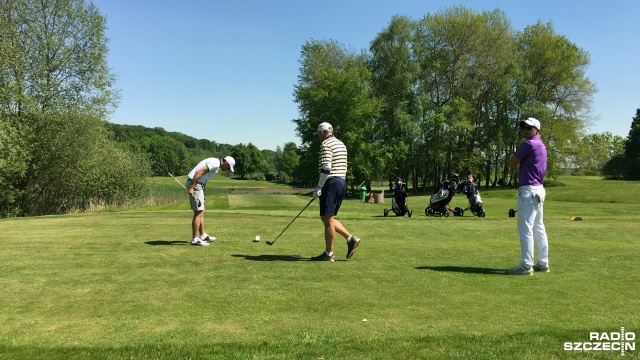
[{"left": 311, "top": 122, "right": 361, "bottom": 262}]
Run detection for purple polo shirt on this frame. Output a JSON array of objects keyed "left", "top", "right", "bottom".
[{"left": 514, "top": 134, "right": 547, "bottom": 186}]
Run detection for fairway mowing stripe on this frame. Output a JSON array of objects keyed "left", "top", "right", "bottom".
[{"left": 227, "top": 194, "right": 311, "bottom": 208}]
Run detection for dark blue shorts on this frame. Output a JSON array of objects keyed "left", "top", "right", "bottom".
[{"left": 320, "top": 177, "right": 346, "bottom": 217}]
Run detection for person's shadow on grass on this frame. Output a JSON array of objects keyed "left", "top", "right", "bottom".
[
  {"left": 145, "top": 240, "right": 190, "bottom": 246},
  {"left": 415, "top": 265, "right": 505, "bottom": 275},
  {"left": 232, "top": 254, "right": 305, "bottom": 261}
]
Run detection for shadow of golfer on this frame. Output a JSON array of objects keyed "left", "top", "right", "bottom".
[
  {"left": 145, "top": 240, "right": 190, "bottom": 246},
  {"left": 415, "top": 265, "right": 505, "bottom": 275},
  {"left": 231, "top": 254, "right": 304, "bottom": 262}
]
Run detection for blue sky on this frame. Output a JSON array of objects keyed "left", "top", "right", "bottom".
[{"left": 92, "top": 0, "right": 640, "bottom": 151}]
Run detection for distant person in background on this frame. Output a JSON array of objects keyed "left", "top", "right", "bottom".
[
  {"left": 311, "top": 122, "right": 360, "bottom": 261},
  {"left": 187, "top": 156, "right": 235, "bottom": 246},
  {"left": 506, "top": 117, "right": 550, "bottom": 275}
]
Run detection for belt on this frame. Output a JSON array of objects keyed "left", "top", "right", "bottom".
[{"left": 519, "top": 184, "right": 543, "bottom": 190}]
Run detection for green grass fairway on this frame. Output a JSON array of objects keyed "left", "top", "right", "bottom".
[{"left": 1, "top": 177, "right": 639, "bottom": 359}]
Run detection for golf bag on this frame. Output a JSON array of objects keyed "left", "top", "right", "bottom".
[
  {"left": 458, "top": 174, "right": 486, "bottom": 217},
  {"left": 384, "top": 178, "right": 412, "bottom": 217},
  {"left": 425, "top": 174, "right": 463, "bottom": 217}
]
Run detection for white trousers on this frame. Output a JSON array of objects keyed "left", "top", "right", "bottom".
[{"left": 517, "top": 185, "right": 549, "bottom": 268}]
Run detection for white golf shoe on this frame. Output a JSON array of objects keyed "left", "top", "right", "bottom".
[
  {"left": 505, "top": 265, "right": 533, "bottom": 276},
  {"left": 191, "top": 238, "right": 209, "bottom": 246},
  {"left": 533, "top": 263, "right": 550, "bottom": 272},
  {"left": 200, "top": 234, "right": 216, "bottom": 242}
]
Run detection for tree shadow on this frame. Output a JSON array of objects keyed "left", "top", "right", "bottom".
[
  {"left": 415, "top": 265, "right": 505, "bottom": 275},
  {"left": 231, "top": 254, "right": 305, "bottom": 262},
  {"left": 145, "top": 240, "right": 190, "bottom": 246}
]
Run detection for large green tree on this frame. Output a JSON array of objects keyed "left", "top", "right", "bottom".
[
  {"left": 603, "top": 109, "right": 640, "bottom": 180},
  {"left": 276, "top": 142, "right": 301, "bottom": 183},
  {"left": 1, "top": 0, "right": 117, "bottom": 115},
  {"left": 293, "top": 39, "right": 381, "bottom": 188},
  {"left": 231, "top": 143, "right": 268, "bottom": 180},
  {"left": 369, "top": 15, "right": 420, "bottom": 189},
  {"left": 573, "top": 132, "right": 625, "bottom": 176},
  {"left": 512, "top": 21, "right": 596, "bottom": 182},
  {"left": 412, "top": 7, "right": 516, "bottom": 189},
  {"left": 623, "top": 108, "right": 640, "bottom": 180},
  {"left": 0, "top": 0, "right": 147, "bottom": 216}
]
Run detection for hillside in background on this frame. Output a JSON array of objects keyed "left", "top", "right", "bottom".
[{"left": 107, "top": 123, "right": 235, "bottom": 176}]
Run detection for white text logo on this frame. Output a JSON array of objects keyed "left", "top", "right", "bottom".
[{"left": 564, "top": 328, "right": 636, "bottom": 356}]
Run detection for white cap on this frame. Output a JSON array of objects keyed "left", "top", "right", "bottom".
[
  {"left": 317, "top": 122, "right": 333, "bottom": 132},
  {"left": 224, "top": 156, "right": 235, "bottom": 172},
  {"left": 520, "top": 117, "right": 541, "bottom": 130}
]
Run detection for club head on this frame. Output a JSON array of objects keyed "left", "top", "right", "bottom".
[{"left": 266, "top": 241, "right": 274, "bottom": 245}]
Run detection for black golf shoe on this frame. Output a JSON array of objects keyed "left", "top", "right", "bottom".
[
  {"left": 346, "top": 236, "right": 360, "bottom": 259},
  {"left": 311, "top": 252, "right": 335, "bottom": 262}
]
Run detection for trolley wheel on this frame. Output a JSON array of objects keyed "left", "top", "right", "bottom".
[
  {"left": 408, "top": 209, "right": 412, "bottom": 218},
  {"left": 384, "top": 208, "right": 389, "bottom": 217}
]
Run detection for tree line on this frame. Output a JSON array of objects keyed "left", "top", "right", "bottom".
[
  {"left": 107, "top": 123, "right": 301, "bottom": 183},
  {"left": 293, "top": 7, "right": 604, "bottom": 192},
  {"left": 290, "top": 7, "right": 639, "bottom": 189},
  {"left": 602, "top": 108, "right": 640, "bottom": 180},
  {"left": 1, "top": 1, "right": 637, "bottom": 218}
]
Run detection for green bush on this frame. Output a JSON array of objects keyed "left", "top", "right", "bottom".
[
  {"left": 1, "top": 112, "right": 151, "bottom": 217},
  {"left": 0, "top": 114, "right": 29, "bottom": 216}
]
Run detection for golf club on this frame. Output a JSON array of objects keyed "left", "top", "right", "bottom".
[
  {"left": 157, "top": 163, "right": 187, "bottom": 190},
  {"left": 266, "top": 198, "right": 315, "bottom": 245}
]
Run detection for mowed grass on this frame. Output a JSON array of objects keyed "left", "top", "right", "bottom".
[{"left": 0, "top": 177, "right": 639, "bottom": 359}]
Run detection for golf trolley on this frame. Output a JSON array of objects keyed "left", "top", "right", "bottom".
[
  {"left": 384, "top": 178, "right": 412, "bottom": 217},
  {"left": 425, "top": 174, "right": 463, "bottom": 217},
  {"left": 457, "top": 174, "right": 486, "bottom": 217},
  {"left": 425, "top": 173, "right": 486, "bottom": 217}
]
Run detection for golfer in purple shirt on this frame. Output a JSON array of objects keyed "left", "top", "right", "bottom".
[{"left": 506, "top": 117, "right": 550, "bottom": 275}]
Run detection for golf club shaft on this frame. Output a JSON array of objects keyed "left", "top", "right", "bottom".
[
  {"left": 158, "top": 163, "right": 188, "bottom": 190},
  {"left": 267, "top": 198, "right": 315, "bottom": 245},
  {"left": 170, "top": 175, "right": 188, "bottom": 190}
]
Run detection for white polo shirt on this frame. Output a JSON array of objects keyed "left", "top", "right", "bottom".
[{"left": 188, "top": 158, "right": 220, "bottom": 184}]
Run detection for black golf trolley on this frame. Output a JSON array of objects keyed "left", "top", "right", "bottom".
[
  {"left": 425, "top": 174, "right": 461, "bottom": 217},
  {"left": 425, "top": 173, "right": 486, "bottom": 217},
  {"left": 458, "top": 173, "right": 485, "bottom": 217},
  {"left": 384, "top": 178, "right": 412, "bottom": 218}
]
